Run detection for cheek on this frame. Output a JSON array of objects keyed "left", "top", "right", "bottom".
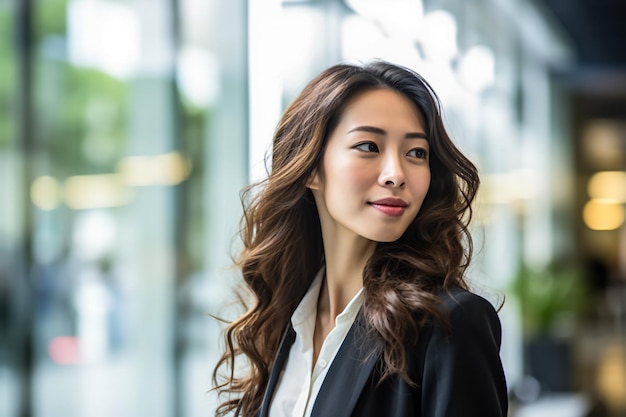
[
  {"left": 410, "top": 172, "right": 431, "bottom": 198},
  {"left": 323, "top": 158, "right": 373, "bottom": 193},
  {"left": 343, "top": 165, "right": 373, "bottom": 191},
  {"left": 422, "top": 173, "right": 432, "bottom": 193},
  {"left": 337, "top": 166, "right": 376, "bottom": 198}
]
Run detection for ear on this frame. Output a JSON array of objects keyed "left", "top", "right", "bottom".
[{"left": 306, "top": 169, "right": 321, "bottom": 190}]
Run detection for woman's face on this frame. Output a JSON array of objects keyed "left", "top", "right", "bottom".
[{"left": 308, "top": 88, "right": 431, "bottom": 244}]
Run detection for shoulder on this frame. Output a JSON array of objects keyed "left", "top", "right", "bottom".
[
  {"left": 433, "top": 286, "right": 502, "bottom": 346},
  {"left": 440, "top": 286, "right": 500, "bottom": 320},
  {"left": 408, "top": 286, "right": 503, "bottom": 356},
  {"left": 414, "top": 287, "right": 509, "bottom": 416}
]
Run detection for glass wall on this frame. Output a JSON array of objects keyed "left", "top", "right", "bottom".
[
  {"left": 5, "top": 1, "right": 619, "bottom": 417},
  {"left": 1, "top": 0, "right": 247, "bottom": 416},
  {"left": 0, "top": 0, "right": 20, "bottom": 415}
]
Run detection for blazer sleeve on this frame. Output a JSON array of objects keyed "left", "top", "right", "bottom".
[{"left": 420, "top": 290, "right": 508, "bottom": 417}]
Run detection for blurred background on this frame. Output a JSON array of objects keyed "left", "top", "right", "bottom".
[{"left": 1, "top": 0, "right": 625, "bottom": 416}]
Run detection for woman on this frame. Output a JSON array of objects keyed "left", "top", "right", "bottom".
[{"left": 213, "top": 61, "right": 507, "bottom": 417}]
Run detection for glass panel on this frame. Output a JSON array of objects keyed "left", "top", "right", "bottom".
[
  {"left": 1, "top": 0, "right": 250, "bottom": 416},
  {"left": 0, "top": 1, "right": 20, "bottom": 416},
  {"left": 29, "top": 0, "right": 178, "bottom": 415},
  {"left": 178, "top": 1, "right": 249, "bottom": 415}
]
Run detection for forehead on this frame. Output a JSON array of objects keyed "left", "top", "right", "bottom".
[{"left": 337, "top": 88, "right": 425, "bottom": 127}]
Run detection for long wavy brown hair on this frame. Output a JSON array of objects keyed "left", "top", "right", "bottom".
[{"left": 212, "top": 61, "right": 479, "bottom": 417}]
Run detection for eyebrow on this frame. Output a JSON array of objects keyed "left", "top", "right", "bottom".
[{"left": 347, "top": 125, "right": 428, "bottom": 140}]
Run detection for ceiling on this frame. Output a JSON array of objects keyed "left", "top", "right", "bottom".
[
  {"left": 540, "top": 0, "right": 626, "bottom": 97},
  {"left": 541, "top": 0, "right": 626, "bottom": 67}
]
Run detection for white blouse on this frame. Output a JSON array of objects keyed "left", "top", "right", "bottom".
[{"left": 268, "top": 269, "right": 364, "bottom": 417}]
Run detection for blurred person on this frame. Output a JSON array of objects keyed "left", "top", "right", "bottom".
[{"left": 212, "top": 61, "right": 507, "bottom": 417}]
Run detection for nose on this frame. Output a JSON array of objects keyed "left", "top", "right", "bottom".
[{"left": 378, "top": 154, "right": 406, "bottom": 188}]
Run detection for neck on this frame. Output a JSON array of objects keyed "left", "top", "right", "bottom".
[{"left": 318, "top": 234, "right": 375, "bottom": 321}]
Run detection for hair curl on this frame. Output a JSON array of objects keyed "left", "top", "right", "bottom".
[{"left": 212, "top": 61, "right": 479, "bottom": 417}]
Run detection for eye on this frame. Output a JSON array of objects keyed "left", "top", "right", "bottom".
[
  {"left": 354, "top": 142, "right": 379, "bottom": 153},
  {"left": 407, "top": 148, "right": 428, "bottom": 159}
]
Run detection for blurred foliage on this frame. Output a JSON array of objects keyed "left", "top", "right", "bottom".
[
  {"left": 512, "top": 259, "right": 589, "bottom": 337},
  {"left": 1, "top": 0, "right": 127, "bottom": 174},
  {"left": 37, "top": 62, "right": 128, "bottom": 176},
  {"left": 34, "top": 0, "right": 127, "bottom": 176},
  {"left": 0, "top": 7, "right": 16, "bottom": 150},
  {"left": 35, "top": 0, "right": 67, "bottom": 38},
  {"left": 2, "top": 0, "right": 209, "bottom": 274},
  {"left": 180, "top": 105, "right": 207, "bottom": 271}
]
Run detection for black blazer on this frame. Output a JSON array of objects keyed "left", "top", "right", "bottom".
[{"left": 257, "top": 287, "right": 508, "bottom": 417}]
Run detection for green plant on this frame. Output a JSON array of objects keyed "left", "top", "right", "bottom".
[{"left": 512, "top": 260, "right": 588, "bottom": 336}]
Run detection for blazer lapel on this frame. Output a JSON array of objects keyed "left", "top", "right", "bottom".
[
  {"left": 257, "top": 325, "right": 296, "bottom": 417},
  {"left": 310, "top": 312, "right": 382, "bottom": 417}
]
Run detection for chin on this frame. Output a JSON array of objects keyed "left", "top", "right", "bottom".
[{"left": 368, "top": 231, "right": 405, "bottom": 243}]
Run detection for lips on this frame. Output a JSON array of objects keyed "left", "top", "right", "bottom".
[{"left": 369, "top": 197, "right": 408, "bottom": 217}]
